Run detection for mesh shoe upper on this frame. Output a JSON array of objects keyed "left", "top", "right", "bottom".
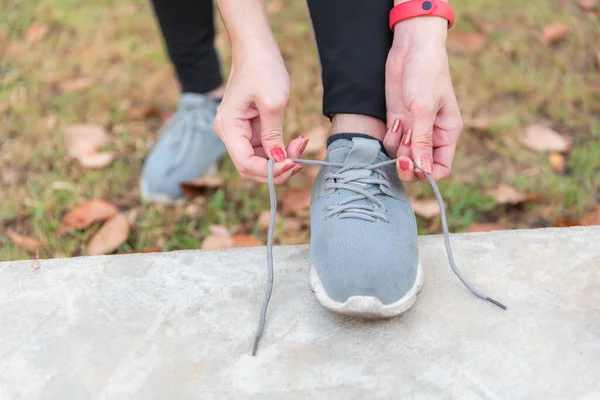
[{"left": 310, "top": 135, "right": 419, "bottom": 305}]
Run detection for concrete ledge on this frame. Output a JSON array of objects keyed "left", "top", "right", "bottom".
[{"left": 1, "top": 227, "right": 599, "bottom": 399}]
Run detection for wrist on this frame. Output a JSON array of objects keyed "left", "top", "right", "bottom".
[{"left": 392, "top": 17, "right": 448, "bottom": 47}]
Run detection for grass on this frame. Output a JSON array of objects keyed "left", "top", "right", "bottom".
[{"left": 1, "top": 0, "right": 599, "bottom": 261}]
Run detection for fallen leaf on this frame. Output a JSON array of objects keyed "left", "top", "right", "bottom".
[
  {"left": 540, "top": 22, "right": 569, "bottom": 45},
  {"left": 524, "top": 193, "right": 545, "bottom": 203},
  {"left": 520, "top": 124, "right": 571, "bottom": 153},
  {"left": 209, "top": 225, "right": 230, "bottom": 237},
  {"left": 25, "top": 22, "right": 48, "bottom": 43},
  {"left": 578, "top": 0, "right": 598, "bottom": 11},
  {"left": 59, "top": 199, "right": 118, "bottom": 235},
  {"left": 232, "top": 234, "right": 262, "bottom": 247},
  {"left": 555, "top": 219, "right": 578, "bottom": 228},
  {"left": 596, "top": 49, "right": 600, "bottom": 69},
  {"left": 201, "top": 235, "right": 233, "bottom": 249},
  {"left": 58, "top": 77, "right": 93, "bottom": 93},
  {"left": 447, "top": 31, "right": 487, "bottom": 54},
  {"left": 180, "top": 177, "right": 224, "bottom": 197},
  {"left": 463, "top": 116, "right": 490, "bottom": 132},
  {"left": 257, "top": 210, "right": 276, "bottom": 230},
  {"left": 282, "top": 188, "right": 312, "bottom": 215},
  {"left": 581, "top": 206, "right": 600, "bottom": 226},
  {"left": 65, "top": 124, "right": 115, "bottom": 168},
  {"left": 303, "top": 126, "right": 328, "bottom": 154},
  {"left": 8, "top": 230, "right": 41, "bottom": 252},
  {"left": 126, "top": 104, "right": 159, "bottom": 120},
  {"left": 140, "top": 247, "right": 161, "bottom": 253},
  {"left": 486, "top": 184, "right": 526, "bottom": 205},
  {"left": 467, "top": 223, "right": 507, "bottom": 233},
  {"left": 87, "top": 213, "right": 130, "bottom": 255},
  {"left": 410, "top": 198, "right": 440, "bottom": 219},
  {"left": 547, "top": 152, "right": 566, "bottom": 173}
]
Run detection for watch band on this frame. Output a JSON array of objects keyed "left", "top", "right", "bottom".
[{"left": 389, "top": 0, "right": 455, "bottom": 31}]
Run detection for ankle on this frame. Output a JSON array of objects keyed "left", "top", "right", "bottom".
[
  {"left": 331, "top": 114, "right": 387, "bottom": 141},
  {"left": 204, "top": 85, "right": 225, "bottom": 101}
]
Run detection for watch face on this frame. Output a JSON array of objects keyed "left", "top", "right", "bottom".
[{"left": 422, "top": 1, "right": 433, "bottom": 11}]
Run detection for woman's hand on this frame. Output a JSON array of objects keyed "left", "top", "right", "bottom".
[{"left": 383, "top": 17, "right": 463, "bottom": 182}]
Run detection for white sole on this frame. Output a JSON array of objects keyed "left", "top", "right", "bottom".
[{"left": 309, "top": 261, "right": 423, "bottom": 319}]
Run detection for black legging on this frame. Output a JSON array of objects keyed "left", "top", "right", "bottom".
[{"left": 150, "top": 0, "right": 393, "bottom": 122}]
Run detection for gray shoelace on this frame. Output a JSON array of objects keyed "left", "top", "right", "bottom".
[{"left": 251, "top": 158, "right": 507, "bottom": 356}]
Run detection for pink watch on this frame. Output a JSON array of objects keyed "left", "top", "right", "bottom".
[{"left": 389, "top": 0, "right": 455, "bottom": 31}]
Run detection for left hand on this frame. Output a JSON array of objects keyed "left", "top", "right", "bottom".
[{"left": 383, "top": 17, "right": 463, "bottom": 182}]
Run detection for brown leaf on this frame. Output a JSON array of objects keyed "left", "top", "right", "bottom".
[
  {"left": 232, "top": 234, "right": 262, "bottom": 247},
  {"left": 486, "top": 184, "right": 526, "bottom": 205},
  {"left": 126, "top": 104, "right": 159, "bottom": 120},
  {"left": 140, "top": 247, "right": 161, "bottom": 253},
  {"left": 209, "top": 225, "right": 231, "bottom": 237},
  {"left": 59, "top": 199, "right": 118, "bottom": 235},
  {"left": 58, "top": 77, "right": 93, "bottom": 93},
  {"left": 65, "top": 124, "right": 115, "bottom": 168},
  {"left": 180, "top": 177, "right": 224, "bottom": 197},
  {"left": 8, "top": 231, "right": 41, "bottom": 252},
  {"left": 547, "top": 152, "right": 566, "bottom": 173},
  {"left": 596, "top": 49, "right": 600, "bottom": 69},
  {"left": 447, "top": 31, "right": 487, "bottom": 54},
  {"left": 555, "top": 219, "right": 578, "bottom": 228},
  {"left": 87, "top": 213, "right": 130, "bottom": 255},
  {"left": 463, "top": 116, "right": 490, "bottom": 132},
  {"left": 578, "top": 0, "right": 598, "bottom": 11},
  {"left": 581, "top": 206, "right": 600, "bottom": 226},
  {"left": 257, "top": 210, "right": 275, "bottom": 230},
  {"left": 467, "top": 223, "right": 507, "bottom": 233},
  {"left": 282, "top": 188, "right": 312, "bottom": 215},
  {"left": 520, "top": 124, "right": 571, "bottom": 153},
  {"left": 410, "top": 198, "right": 440, "bottom": 219},
  {"left": 541, "top": 22, "right": 569, "bottom": 45},
  {"left": 303, "top": 126, "right": 328, "bottom": 155},
  {"left": 524, "top": 193, "right": 545, "bottom": 203},
  {"left": 201, "top": 235, "right": 233, "bottom": 250},
  {"left": 25, "top": 22, "right": 48, "bottom": 43}
]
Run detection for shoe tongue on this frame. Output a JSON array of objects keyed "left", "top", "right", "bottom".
[{"left": 343, "top": 137, "right": 382, "bottom": 180}]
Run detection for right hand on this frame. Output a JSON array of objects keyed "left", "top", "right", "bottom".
[{"left": 214, "top": 48, "right": 306, "bottom": 183}]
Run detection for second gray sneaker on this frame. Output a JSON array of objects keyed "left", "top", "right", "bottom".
[{"left": 309, "top": 134, "right": 423, "bottom": 318}]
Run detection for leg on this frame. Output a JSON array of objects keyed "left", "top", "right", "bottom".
[
  {"left": 150, "top": 0, "right": 223, "bottom": 97},
  {"left": 307, "top": 0, "right": 394, "bottom": 140}
]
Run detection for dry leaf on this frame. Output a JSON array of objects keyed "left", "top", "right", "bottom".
[
  {"left": 581, "top": 206, "right": 600, "bottom": 226},
  {"left": 8, "top": 230, "right": 41, "bottom": 252},
  {"left": 232, "top": 234, "right": 262, "bottom": 247},
  {"left": 464, "top": 116, "right": 490, "bottom": 132},
  {"left": 257, "top": 210, "right": 275, "bottom": 230},
  {"left": 578, "top": 0, "right": 598, "bottom": 11},
  {"left": 65, "top": 124, "right": 115, "bottom": 168},
  {"left": 282, "top": 188, "right": 312, "bottom": 215},
  {"left": 209, "top": 224, "right": 231, "bottom": 237},
  {"left": 467, "top": 223, "right": 507, "bottom": 233},
  {"left": 555, "top": 219, "right": 578, "bottom": 228},
  {"left": 524, "top": 193, "right": 545, "bottom": 203},
  {"left": 25, "top": 22, "right": 48, "bottom": 43},
  {"left": 87, "top": 213, "right": 130, "bottom": 255},
  {"left": 180, "top": 177, "right": 224, "bottom": 197},
  {"left": 547, "top": 152, "right": 566, "bottom": 173},
  {"left": 596, "top": 49, "right": 600, "bottom": 69},
  {"left": 410, "top": 198, "right": 440, "bottom": 219},
  {"left": 541, "top": 22, "right": 569, "bottom": 45},
  {"left": 486, "top": 184, "right": 526, "bottom": 205},
  {"left": 59, "top": 199, "right": 118, "bottom": 235},
  {"left": 303, "top": 126, "right": 328, "bottom": 154},
  {"left": 520, "top": 124, "right": 570, "bottom": 153},
  {"left": 447, "top": 31, "right": 487, "bottom": 54},
  {"left": 126, "top": 104, "right": 159, "bottom": 120},
  {"left": 140, "top": 247, "right": 161, "bottom": 253},
  {"left": 202, "top": 235, "right": 233, "bottom": 249},
  {"left": 58, "top": 77, "right": 92, "bottom": 93}
]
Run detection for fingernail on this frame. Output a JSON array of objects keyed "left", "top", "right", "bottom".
[
  {"left": 391, "top": 118, "right": 401, "bottom": 134},
  {"left": 421, "top": 155, "right": 433, "bottom": 174},
  {"left": 299, "top": 138, "right": 310, "bottom": 154},
  {"left": 283, "top": 162, "right": 296, "bottom": 172},
  {"left": 291, "top": 165, "right": 304, "bottom": 176},
  {"left": 270, "top": 147, "right": 286, "bottom": 162},
  {"left": 402, "top": 129, "right": 412, "bottom": 147},
  {"left": 398, "top": 159, "right": 410, "bottom": 172}
]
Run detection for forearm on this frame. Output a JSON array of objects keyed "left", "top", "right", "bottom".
[
  {"left": 392, "top": 0, "right": 449, "bottom": 45},
  {"left": 215, "top": 0, "right": 278, "bottom": 60}
]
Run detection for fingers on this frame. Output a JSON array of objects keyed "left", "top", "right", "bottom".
[
  {"left": 383, "top": 118, "right": 404, "bottom": 158},
  {"left": 410, "top": 101, "right": 437, "bottom": 183},
  {"left": 257, "top": 98, "right": 288, "bottom": 162},
  {"left": 396, "top": 156, "right": 418, "bottom": 182}
]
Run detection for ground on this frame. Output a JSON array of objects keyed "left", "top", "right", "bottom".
[{"left": 1, "top": 0, "right": 599, "bottom": 261}]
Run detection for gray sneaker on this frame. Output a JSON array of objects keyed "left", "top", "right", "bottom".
[
  {"left": 140, "top": 93, "right": 226, "bottom": 202},
  {"left": 309, "top": 134, "right": 423, "bottom": 318}
]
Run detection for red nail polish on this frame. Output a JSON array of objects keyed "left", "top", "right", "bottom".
[
  {"left": 270, "top": 147, "right": 286, "bottom": 162},
  {"left": 421, "top": 155, "right": 433, "bottom": 174},
  {"left": 299, "top": 138, "right": 310, "bottom": 153},
  {"left": 398, "top": 159, "right": 410, "bottom": 172},
  {"left": 391, "top": 118, "right": 401, "bottom": 134},
  {"left": 291, "top": 165, "right": 304, "bottom": 176},
  {"left": 402, "top": 129, "right": 412, "bottom": 147},
  {"left": 283, "top": 162, "right": 295, "bottom": 172}
]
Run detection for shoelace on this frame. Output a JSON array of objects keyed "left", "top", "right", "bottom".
[{"left": 251, "top": 158, "right": 507, "bottom": 356}]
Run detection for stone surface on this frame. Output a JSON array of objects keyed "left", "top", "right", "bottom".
[{"left": 0, "top": 227, "right": 599, "bottom": 399}]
